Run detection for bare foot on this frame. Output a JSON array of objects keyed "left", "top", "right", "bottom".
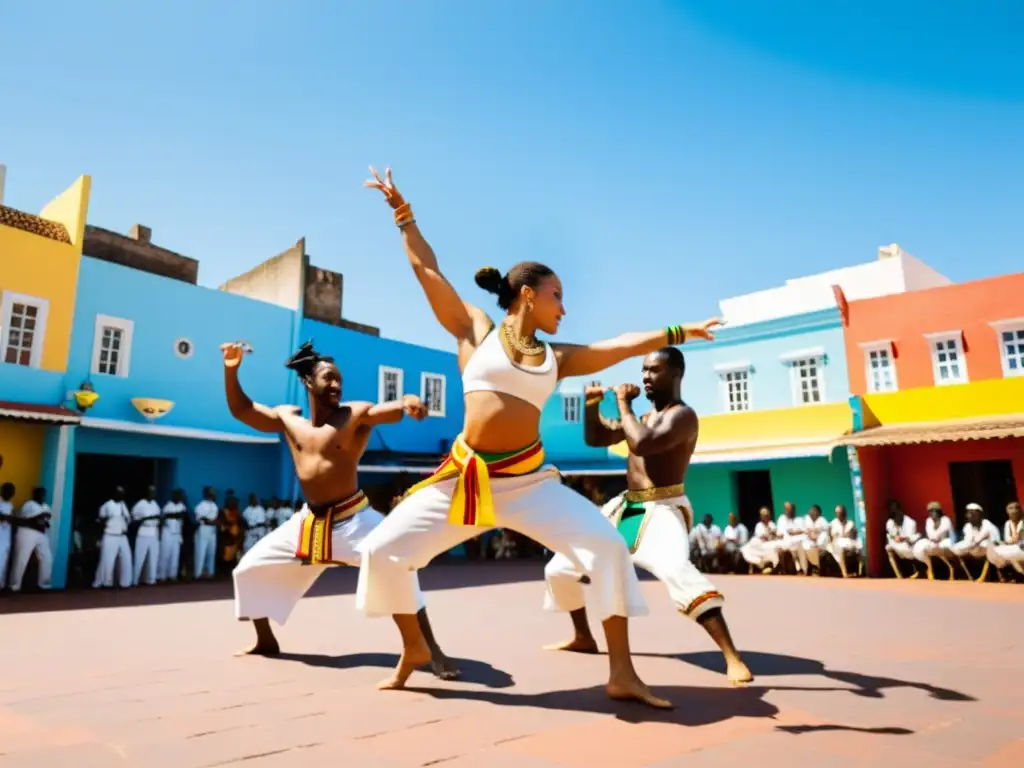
[
  {"left": 234, "top": 640, "right": 280, "bottom": 657},
  {"left": 378, "top": 639, "right": 432, "bottom": 690},
  {"left": 427, "top": 653, "right": 461, "bottom": 681},
  {"left": 726, "top": 658, "right": 754, "bottom": 685},
  {"left": 543, "top": 637, "right": 599, "bottom": 654},
  {"left": 606, "top": 675, "right": 673, "bottom": 709}
]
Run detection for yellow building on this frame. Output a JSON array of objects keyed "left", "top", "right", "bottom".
[{"left": 0, "top": 168, "right": 92, "bottom": 505}]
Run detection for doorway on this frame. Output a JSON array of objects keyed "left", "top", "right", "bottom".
[
  {"left": 948, "top": 459, "right": 1017, "bottom": 530},
  {"left": 734, "top": 469, "right": 775, "bottom": 530}
]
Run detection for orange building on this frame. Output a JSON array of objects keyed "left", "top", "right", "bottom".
[{"left": 835, "top": 272, "right": 1024, "bottom": 575}]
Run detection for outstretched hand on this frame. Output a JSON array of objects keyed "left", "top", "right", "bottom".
[
  {"left": 364, "top": 166, "right": 405, "bottom": 210},
  {"left": 402, "top": 394, "right": 429, "bottom": 421},
  {"left": 220, "top": 342, "right": 251, "bottom": 369},
  {"left": 684, "top": 318, "right": 725, "bottom": 342}
]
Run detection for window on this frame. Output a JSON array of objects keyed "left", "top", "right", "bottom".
[
  {"left": 1, "top": 292, "right": 49, "bottom": 368},
  {"left": 563, "top": 395, "right": 582, "bottom": 423},
  {"left": 991, "top": 319, "right": 1024, "bottom": 377},
  {"left": 378, "top": 366, "right": 404, "bottom": 403},
  {"left": 714, "top": 362, "right": 752, "bottom": 413},
  {"left": 91, "top": 315, "right": 134, "bottom": 377},
  {"left": 925, "top": 331, "right": 968, "bottom": 385},
  {"left": 789, "top": 357, "right": 824, "bottom": 405},
  {"left": 860, "top": 341, "right": 898, "bottom": 393},
  {"left": 420, "top": 372, "right": 446, "bottom": 417}
]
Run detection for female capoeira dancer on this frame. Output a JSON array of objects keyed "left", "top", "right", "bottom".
[
  {"left": 359, "top": 166, "right": 720, "bottom": 708},
  {"left": 223, "top": 340, "right": 458, "bottom": 679},
  {"left": 544, "top": 359, "right": 752, "bottom": 685}
]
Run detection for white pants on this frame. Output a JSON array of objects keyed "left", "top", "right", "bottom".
[
  {"left": 740, "top": 538, "right": 779, "bottom": 568},
  {"left": 133, "top": 534, "right": 160, "bottom": 585},
  {"left": 9, "top": 528, "right": 53, "bottom": 591},
  {"left": 545, "top": 493, "right": 723, "bottom": 622},
  {"left": 243, "top": 527, "right": 266, "bottom": 555},
  {"left": 357, "top": 468, "right": 647, "bottom": 621},
  {"left": 886, "top": 541, "right": 916, "bottom": 560},
  {"left": 987, "top": 543, "right": 1024, "bottom": 574},
  {"left": 913, "top": 538, "right": 952, "bottom": 563},
  {"left": 93, "top": 533, "right": 132, "bottom": 588},
  {"left": 159, "top": 534, "right": 182, "bottom": 581},
  {"left": 780, "top": 535, "right": 809, "bottom": 571},
  {"left": 952, "top": 541, "right": 990, "bottom": 559},
  {"left": 194, "top": 525, "right": 217, "bottom": 578},
  {"left": 0, "top": 527, "right": 11, "bottom": 590},
  {"left": 802, "top": 534, "right": 829, "bottom": 569},
  {"left": 234, "top": 505, "right": 423, "bottom": 626},
  {"left": 829, "top": 537, "right": 862, "bottom": 565}
]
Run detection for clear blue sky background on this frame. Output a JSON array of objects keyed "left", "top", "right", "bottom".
[{"left": 3, "top": 1, "right": 1022, "bottom": 387}]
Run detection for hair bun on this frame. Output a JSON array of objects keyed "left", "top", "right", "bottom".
[{"left": 474, "top": 266, "right": 505, "bottom": 295}]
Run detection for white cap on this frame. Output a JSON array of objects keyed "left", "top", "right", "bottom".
[{"left": 966, "top": 502, "right": 983, "bottom": 511}]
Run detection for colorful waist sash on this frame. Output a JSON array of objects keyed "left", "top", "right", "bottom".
[
  {"left": 295, "top": 490, "right": 368, "bottom": 565},
  {"left": 402, "top": 435, "right": 545, "bottom": 527}
]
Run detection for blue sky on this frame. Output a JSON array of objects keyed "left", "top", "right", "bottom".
[{"left": 2, "top": 1, "right": 1023, "bottom": 387}]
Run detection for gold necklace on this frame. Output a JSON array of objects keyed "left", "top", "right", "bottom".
[{"left": 502, "top": 321, "right": 545, "bottom": 356}]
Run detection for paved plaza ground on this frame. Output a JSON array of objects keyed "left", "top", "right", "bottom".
[{"left": 1, "top": 563, "right": 1022, "bottom": 767}]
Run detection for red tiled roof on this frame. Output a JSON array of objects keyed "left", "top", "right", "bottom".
[
  {"left": 839, "top": 414, "right": 1024, "bottom": 447},
  {"left": 0, "top": 401, "right": 81, "bottom": 424},
  {"left": 0, "top": 205, "right": 72, "bottom": 244}
]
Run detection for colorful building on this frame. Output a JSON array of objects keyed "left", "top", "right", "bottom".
[
  {"left": 0, "top": 165, "right": 92, "bottom": 555},
  {"left": 837, "top": 271, "right": 1024, "bottom": 576}
]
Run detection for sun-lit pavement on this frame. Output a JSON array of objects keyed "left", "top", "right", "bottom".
[{"left": 2, "top": 563, "right": 1022, "bottom": 767}]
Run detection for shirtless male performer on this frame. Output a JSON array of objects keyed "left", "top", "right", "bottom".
[
  {"left": 544, "top": 347, "right": 753, "bottom": 684},
  {"left": 222, "top": 340, "right": 458, "bottom": 679}
]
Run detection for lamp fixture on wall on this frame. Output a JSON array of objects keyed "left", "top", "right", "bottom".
[{"left": 131, "top": 397, "right": 175, "bottom": 422}]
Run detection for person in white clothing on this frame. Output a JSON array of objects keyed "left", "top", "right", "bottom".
[
  {"left": 721, "top": 513, "right": 749, "bottom": 573},
  {"left": 9, "top": 486, "right": 54, "bottom": 592},
  {"left": 800, "top": 505, "right": 831, "bottom": 575},
  {"left": 241, "top": 493, "right": 267, "bottom": 554},
  {"left": 885, "top": 501, "right": 920, "bottom": 578},
  {"left": 827, "top": 504, "right": 862, "bottom": 578},
  {"left": 93, "top": 487, "right": 132, "bottom": 588},
  {"left": 987, "top": 501, "right": 1024, "bottom": 581},
  {"left": 774, "top": 502, "right": 809, "bottom": 573},
  {"left": 912, "top": 502, "right": 956, "bottom": 580},
  {"left": 690, "top": 513, "right": 722, "bottom": 572},
  {"left": 131, "top": 486, "right": 162, "bottom": 586},
  {"left": 359, "top": 168, "right": 721, "bottom": 706},
  {"left": 740, "top": 507, "right": 779, "bottom": 572},
  {"left": 274, "top": 499, "right": 294, "bottom": 528},
  {"left": 194, "top": 487, "right": 219, "bottom": 579},
  {"left": 950, "top": 503, "right": 1001, "bottom": 581},
  {"left": 159, "top": 489, "right": 187, "bottom": 582},
  {"left": 0, "top": 482, "right": 15, "bottom": 591}
]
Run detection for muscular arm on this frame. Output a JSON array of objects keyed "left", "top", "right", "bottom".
[
  {"left": 554, "top": 329, "right": 674, "bottom": 380},
  {"left": 224, "top": 366, "right": 281, "bottom": 433},
  {"left": 617, "top": 399, "right": 697, "bottom": 457},
  {"left": 354, "top": 400, "right": 406, "bottom": 428},
  {"left": 583, "top": 396, "right": 624, "bottom": 447}
]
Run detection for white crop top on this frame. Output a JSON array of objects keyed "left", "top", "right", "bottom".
[{"left": 462, "top": 329, "right": 559, "bottom": 411}]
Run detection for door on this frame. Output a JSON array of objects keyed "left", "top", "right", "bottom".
[
  {"left": 948, "top": 459, "right": 1016, "bottom": 531},
  {"left": 734, "top": 469, "right": 774, "bottom": 530}
]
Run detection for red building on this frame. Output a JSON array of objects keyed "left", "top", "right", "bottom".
[{"left": 836, "top": 272, "right": 1024, "bottom": 576}]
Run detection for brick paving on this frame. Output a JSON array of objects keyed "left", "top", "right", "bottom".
[{"left": 1, "top": 564, "right": 1022, "bottom": 766}]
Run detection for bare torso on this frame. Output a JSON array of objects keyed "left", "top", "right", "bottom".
[
  {"left": 625, "top": 404, "right": 698, "bottom": 491},
  {"left": 276, "top": 404, "right": 372, "bottom": 506}
]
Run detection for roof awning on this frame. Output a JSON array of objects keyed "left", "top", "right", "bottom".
[
  {"left": 839, "top": 413, "right": 1024, "bottom": 448},
  {"left": 609, "top": 437, "right": 841, "bottom": 464},
  {"left": 80, "top": 416, "right": 278, "bottom": 444},
  {"left": 0, "top": 401, "right": 81, "bottom": 425}
]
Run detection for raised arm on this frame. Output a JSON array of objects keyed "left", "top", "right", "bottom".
[
  {"left": 365, "top": 167, "right": 490, "bottom": 346},
  {"left": 221, "top": 343, "right": 281, "bottom": 433},
  {"left": 582, "top": 386, "right": 625, "bottom": 447},
  {"left": 354, "top": 395, "right": 429, "bottom": 429},
  {"left": 554, "top": 319, "right": 722, "bottom": 380},
  {"left": 613, "top": 385, "right": 697, "bottom": 457}
]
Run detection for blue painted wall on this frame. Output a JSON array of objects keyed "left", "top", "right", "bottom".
[
  {"left": 66, "top": 257, "right": 295, "bottom": 433},
  {"left": 0, "top": 364, "right": 66, "bottom": 406},
  {"left": 541, "top": 388, "right": 623, "bottom": 464},
  {"left": 300, "top": 318, "right": 463, "bottom": 455}
]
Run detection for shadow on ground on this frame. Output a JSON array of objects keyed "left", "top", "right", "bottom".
[{"left": 275, "top": 651, "right": 516, "bottom": 689}]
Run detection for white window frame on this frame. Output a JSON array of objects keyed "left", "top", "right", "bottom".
[
  {"left": 713, "top": 361, "right": 753, "bottom": 413},
  {"left": 377, "top": 365, "right": 404, "bottom": 404},
  {"left": 563, "top": 394, "right": 582, "bottom": 423},
  {"left": 858, "top": 340, "right": 899, "bottom": 393},
  {"left": 420, "top": 372, "right": 447, "bottom": 417},
  {"left": 779, "top": 348, "right": 827, "bottom": 406},
  {"left": 0, "top": 291, "right": 49, "bottom": 369},
  {"left": 924, "top": 330, "right": 968, "bottom": 386},
  {"left": 90, "top": 314, "right": 134, "bottom": 378},
  {"left": 989, "top": 318, "right": 1024, "bottom": 378}
]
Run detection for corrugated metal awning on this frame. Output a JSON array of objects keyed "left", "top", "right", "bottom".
[
  {"left": 0, "top": 401, "right": 81, "bottom": 425},
  {"left": 839, "top": 414, "right": 1024, "bottom": 447}
]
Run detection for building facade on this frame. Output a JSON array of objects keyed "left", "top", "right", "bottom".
[
  {"left": 838, "top": 271, "right": 1024, "bottom": 576},
  {"left": 0, "top": 167, "right": 92, "bottom": 571}
]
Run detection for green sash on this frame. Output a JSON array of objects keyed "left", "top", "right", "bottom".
[{"left": 615, "top": 499, "right": 648, "bottom": 551}]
